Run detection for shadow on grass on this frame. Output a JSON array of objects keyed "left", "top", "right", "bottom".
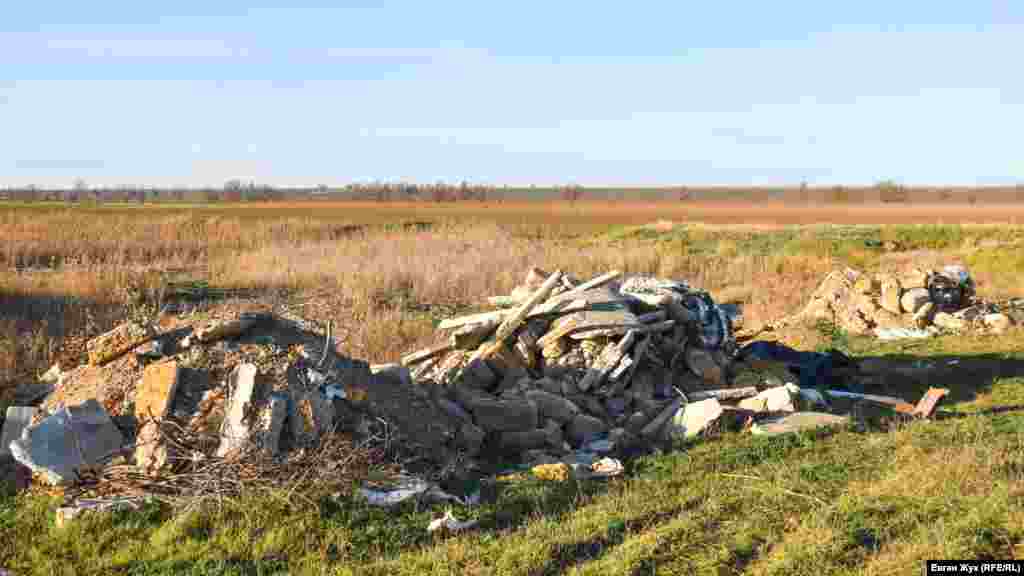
[{"left": 853, "top": 351, "right": 1024, "bottom": 407}]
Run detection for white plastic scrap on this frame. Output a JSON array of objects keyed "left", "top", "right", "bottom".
[{"left": 427, "top": 509, "right": 479, "bottom": 534}]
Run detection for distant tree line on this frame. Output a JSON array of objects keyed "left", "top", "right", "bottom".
[{"left": 2, "top": 181, "right": 1023, "bottom": 204}]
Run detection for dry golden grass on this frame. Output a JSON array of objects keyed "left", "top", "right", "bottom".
[{"left": 3, "top": 201, "right": 1023, "bottom": 392}]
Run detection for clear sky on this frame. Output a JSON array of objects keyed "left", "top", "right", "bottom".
[{"left": 2, "top": 1, "right": 1022, "bottom": 188}]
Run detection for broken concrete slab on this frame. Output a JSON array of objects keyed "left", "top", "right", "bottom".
[
  {"left": 135, "top": 360, "right": 181, "bottom": 421},
  {"left": 737, "top": 385, "right": 797, "bottom": 413},
  {"left": 669, "top": 398, "right": 724, "bottom": 439},
  {"left": 87, "top": 321, "right": 158, "bottom": 366},
  {"left": 216, "top": 364, "right": 260, "bottom": 458},
  {"left": 10, "top": 399, "right": 124, "bottom": 485},
  {"left": 640, "top": 397, "right": 684, "bottom": 439},
  {"left": 751, "top": 412, "right": 850, "bottom": 436},
  {"left": 1, "top": 407, "right": 38, "bottom": 457}
]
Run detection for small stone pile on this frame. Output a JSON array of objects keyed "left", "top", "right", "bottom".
[
  {"left": 788, "top": 265, "right": 1015, "bottom": 337},
  {"left": 397, "top": 268, "right": 740, "bottom": 462}
]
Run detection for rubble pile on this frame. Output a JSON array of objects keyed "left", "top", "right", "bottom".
[
  {"left": 786, "top": 264, "right": 1016, "bottom": 338},
  {"left": 398, "top": 268, "right": 744, "bottom": 461},
  {"left": 2, "top": 263, "right": 1003, "bottom": 511},
  {"left": 1, "top": 304, "right": 384, "bottom": 498}
]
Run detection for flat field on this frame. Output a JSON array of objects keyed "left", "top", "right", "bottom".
[{"left": 2, "top": 201, "right": 1023, "bottom": 575}]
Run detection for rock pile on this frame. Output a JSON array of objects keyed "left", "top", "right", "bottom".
[
  {"left": 398, "top": 268, "right": 740, "bottom": 461},
  {"left": 787, "top": 265, "right": 1015, "bottom": 337}
]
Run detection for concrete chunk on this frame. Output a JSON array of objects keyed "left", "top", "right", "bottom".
[
  {"left": 737, "top": 386, "right": 797, "bottom": 413},
  {"left": 669, "top": 398, "right": 724, "bottom": 439},
  {"left": 468, "top": 397, "right": 538, "bottom": 433},
  {"left": 136, "top": 360, "right": 181, "bottom": 421},
  {"left": 566, "top": 413, "right": 608, "bottom": 445},
  {"left": 524, "top": 390, "right": 580, "bottom": 423},
  {"left": 10, "top": 399, "right": 123, "bottom": 485},
  {"left": 640, "top": 398, "right": 684, "bottom": 439},
  {"left": 215, "top": 364, "right": 259, "bottom": 458},
  {"left": 87, "top": 321, "right": 158, "bottom": 365}
]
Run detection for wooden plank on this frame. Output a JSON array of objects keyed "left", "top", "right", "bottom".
[
  {"left": 481, "top": 271, "right": 564, "bottom": 357},
  {"left": 688, "top": 387, "right": 759, "bottom": 402},
  {"left": 401, "top": 343, "right": 454, "bottom": 366}
]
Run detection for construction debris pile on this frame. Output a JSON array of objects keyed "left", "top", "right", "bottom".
[
  {"left": 0, "top": 264, "right": 992, "bottom": 513},
  {"left": 392, "top": 268, "right": 750, "bottom": 464},
  {"left": 0, "top": 305, "right": 389, "bottom": 504},
  {"left": 781, "top": 264, "right": 1016, "bottom": 339}
]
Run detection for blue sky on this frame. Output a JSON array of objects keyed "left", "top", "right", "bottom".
[{"left": 2, "top": 1, "right": 1022, "bottom": 187}]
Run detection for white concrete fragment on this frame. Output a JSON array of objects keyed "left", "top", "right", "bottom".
[
  {"left": 737, "top": 386, "right": 797, "bottom": 413},
  {"left": 669, "top": 398, "right": 724, "bottom": 439},
  {"left": 215, "top": 364, "right": 259, "bottom": 458},
  {"left": 9, "top": 400, "right": 123, "bottom": 485}
]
